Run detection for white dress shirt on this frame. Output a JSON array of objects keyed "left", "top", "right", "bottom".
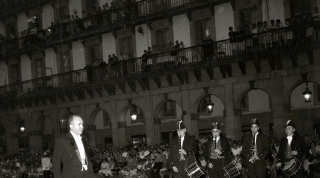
[
  {"left": 70, "top": 131, "right": 88, "bottom": 170},
  {"left": 287, "top": 135, "right": 293, "bottom": 145},
  {"left": 181, "top": 136, "right": 185, "bottom": 148}
]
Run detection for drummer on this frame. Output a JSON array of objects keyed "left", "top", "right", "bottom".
[
  {"left": 168, "top": 120, "right": 197, "bottom": 178},
  {"left": 204, "top": 122, "right": 232, "bottom": 177},
  {"left": 242, "top": 118, "right": 269, "bottom": 178},
  {"left": 276, "top": 120, "right": 306, "bottom": 177}
]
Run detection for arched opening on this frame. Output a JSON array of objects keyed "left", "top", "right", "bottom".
[
  {"left": 289, "top": 82, "right": 320, "bottom": 135},
  {"left": 240, "top": 89, "right": 272, "bottom": 137},
  {"left": 125, "top": 104, "right": 145, "bottom": 126},
  {"left": 198, "top": 95, "right": 224, "bottom": 117},
  {"left": 92, "top": 109, "right": 112, "bottom": 149},
  {"left": 159, "top": 100, "right": 182, "bottom": 122},
  {"left": 290, "top": 82, "right": 320, "bottom": 108}
]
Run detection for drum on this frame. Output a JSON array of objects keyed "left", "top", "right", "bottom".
[
  {"left": 223, "top": 161, "right": 240, "bottom": 178},
  {"left": 283, "top": 158, "right": 301, "bottom": 177},
  {"left": 184, "top": 162, "right": 204, "bottom": 178}
]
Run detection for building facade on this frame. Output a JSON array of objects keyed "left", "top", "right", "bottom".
[{"left": 0, "top": 0, "right": 319, "bottom": 153}]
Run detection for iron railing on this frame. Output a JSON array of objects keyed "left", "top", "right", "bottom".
[{"left": 0, "top": 22, "right": 319, "bottom": 97}]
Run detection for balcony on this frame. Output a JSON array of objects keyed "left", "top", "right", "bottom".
[
  {"left": 0, "top": 22, "right": 319, "bottom": 111},
  {"left": 0, "top": 0, "right": 51, "bottom": 18},
  {"left": 2, "top": 0, "right": 216, "bottom": 57}
]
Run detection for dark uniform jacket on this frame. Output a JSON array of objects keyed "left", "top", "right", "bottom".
[
  {"left": 277, "top": 134, "right": 306, "bottom": 164},
  {"left": 242, "top": 133, "right": 269, "bottom": 162},
  {"left": 203, "top": 136, "right": 232, "bottom": 166},
  {"left": 53, "top": 132, "right": 97, "bottom": 178},
  {"left": 168, "top": 134, "right": 197, "bottom": 177}
]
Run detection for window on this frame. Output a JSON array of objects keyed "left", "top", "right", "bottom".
[
  {"left": 57, "top": 51, "right": 71, "bottom": 73},
  {"left": 6, "top": 22, "right": 17, "bottom": 39},
  {"left": 155, "top": 28, "right": 171, "bottom": 51},
  {"left": 194, "top": 18, "right": 211, "bottom": 44},
  {"left": 164, "top": 101, "right": 176, "bottom": 116},
  {"left": 56, "top": 5, "right": 69, "bottom": 22},
  {"left": 119, "top": 37, "right": 133, "bottom": 60},
  {"left": 85, "top": 0, "right": 98, "bottom": 15},
  {"left": 239, "top": 8, "right": 257, "bottom": 27},
  {"left": 11, "top": 64, "right": 21, "bottom": 83},
  {"left": 35, "top": 58, "right": 45, "bottom": 78},
  {"left": 85, "top": 44, "right": 102, "bottom": 65}
]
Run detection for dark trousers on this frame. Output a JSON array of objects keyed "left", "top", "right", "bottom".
[
  {"left": 247, "top": 160, "right": 266, "bottom": 178},
  {"left": 43, "top": 170, "right": 50, "bottom": 178},
  {"left": 207, "top": 158, "right": 224, "bottom": 178}
]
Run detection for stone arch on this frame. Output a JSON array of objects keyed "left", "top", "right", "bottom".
[
  {"left": 192, "top": 93, "right": 225, "bottom": 114},
  {"left": 119, "top": 104, "right": 145, "bottom": 126},
  {"left": 34, "top": 115, "right": 54, "bottom": 133},
  {"left": 156, "top": 100, "right": 182, "bottom": 121},
  {"left": 196, "top": 94, "right": 225, "bottom": 117},
  {"left": 88, "top": 109, "right": 111, "bottom": 129},
  {"left": 285, "top": 80, "right": 319, "bottom": 110},
  {"left": 234, "top": 87, "right": 272, "bottom": 110}
]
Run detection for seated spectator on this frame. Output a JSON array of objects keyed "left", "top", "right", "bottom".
[{"left": 231, "top": 141, "right": 241, "bottom": 156}]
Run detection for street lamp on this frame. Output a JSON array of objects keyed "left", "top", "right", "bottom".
[
  {"left": 303, "top": 82, "right": 312, "bottom": 103},
  {"left": 206, "top": 96, "right": 214, "bottom": 113},
  {"left": 131, "top": 106, "right": 137, "bottom": 121}
]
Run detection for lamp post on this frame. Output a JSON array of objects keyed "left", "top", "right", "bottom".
[
  {"left": 206, "top": 96, "right": 214, "bottom": 113},
  {"left": 131, "top": 105, "right": 137, "bottom": 121},
  {"left": 303, "top": 82, "right": 312, "bottom": 103}
]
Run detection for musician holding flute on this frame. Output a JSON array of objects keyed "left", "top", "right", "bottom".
[
  {"left": 276, "top": 120, "right": 306, "bottom": 178},
  {"left": 204, "top": 122, "right": 232, "bottom": 178},
  {"left": 169, "top": 120, "right": 197, "bottom": 178},
  {"left": 242, "top": 118, "right": 269, "bottom": 178}
]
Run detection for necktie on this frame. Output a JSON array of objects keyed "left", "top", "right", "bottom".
[
  {"left": 252, "top": 133, "right": 256, "bottom": 156},
  {"left": 178, "top": 137, "right": 181, "bottom": 149},
  {"left": 251, "top": 133, "right": 255, "bottom": 149},
  {"left": 214, "top": 137, "right": 217, "bottom": 149}
]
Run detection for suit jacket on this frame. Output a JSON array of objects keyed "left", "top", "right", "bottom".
[
  {"left": 203, "top": 136, "right": 232, "bottom": 165},
  {"left": 277, "top": 134, "right": 306, "bottom": 164},
  {"left": 52, "top": 132, "right": 97, "bottom": 178},
  {"left": 168, "top": 134, "right": 197, "bottom": 171},
  {"left": 242, "top": 133, "right": 269, "bottom": 162}
]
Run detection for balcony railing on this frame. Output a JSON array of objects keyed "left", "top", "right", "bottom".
[
  {"left": 1, "top": 23, "right": 319, "bottom": 97},
  {"left": 3, "top": 0, "right": 210, "bottom": 56}
]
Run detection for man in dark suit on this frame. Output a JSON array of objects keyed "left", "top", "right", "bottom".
[
  {"left": 169, "top": 120, "right": 197, "bottom": 178},
  {"left": 276, "top": 120, "right": 306, "bottom": 178},
  {"left": 204, "top": 122, "right": 232, "bottom": 178},
  {"left": 52, "top": 115, "right": 98, "bottom": 178},
  {"left": 242, "top": 118, "right": 269, "bottom": 178}
]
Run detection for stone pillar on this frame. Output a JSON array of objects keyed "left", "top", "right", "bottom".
[
  {"left": 29, "top": 131, "right": 42, "bottom": 152},
  {"left": 191, "top": 113, "right": 200, "bottom": 139},
  {"left": 233, "top": 109, "right": 243, "bottom": 141},
  {"left": 87, "top": 124, "right": 96, "bottom": 149},
  {"left": 224, "top": 84, "right": 236, "bottom": 139},
  {"left": 153, "top": 118, "right": 161, "bottom": 145},
  {"left": 272, "top": 77, "right": 285, "bottom": 138},
  {"left": 118, "top": 121, "right": 126, "bottom": 146}
]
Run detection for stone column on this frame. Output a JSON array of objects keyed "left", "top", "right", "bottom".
[
  {"left": 153, "top": 118, "right": 161, "bottom": 145},
  {"left": 224, "top": 84, "right": 236, "bottom": 139},
  {"left": 233, "top": 109, "right": 243, "bottom": 141},
  {"left": 272, "top": 77, "right": 285, "bottom": 138},
  {"left": 87, "top": 124, "right": 96, "bottom": 149},
  {"left": 118, "top": 121, "right": 127, "bottom": 146},
  {"left": 191, "top": 113, "right": 200, "bottom": 140}
]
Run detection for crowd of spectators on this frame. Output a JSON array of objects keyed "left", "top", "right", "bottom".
[
  {"left": 0, "top": 132, "right": 320, "bottom": 178},
  {"left": 228, "top": 7, "right": 320, "bottom": 55}
]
